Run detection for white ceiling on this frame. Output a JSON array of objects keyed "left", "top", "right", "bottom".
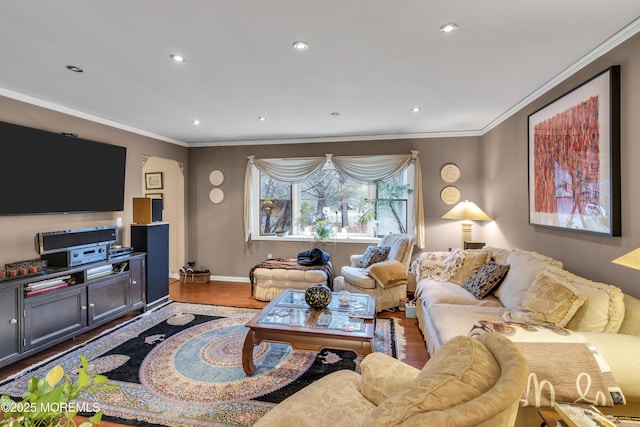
[{"left": 1, "top": 1, "right": 640, "bottom": 147}]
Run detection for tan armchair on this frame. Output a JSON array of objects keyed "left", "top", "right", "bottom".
[
  {"left": 253, "top": 332, "right": 529, "bottom": 427},
  {"left": 336, "top": 233, "right": 415, "bottom": 312}
]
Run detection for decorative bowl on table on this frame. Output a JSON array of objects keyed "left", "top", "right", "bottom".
[{"left": 305, "top": 284, "right": 332, "bottom": 309}]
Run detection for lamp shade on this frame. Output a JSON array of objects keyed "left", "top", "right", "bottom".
[
  {"left": 612, "top": 248, "right": 640, "bottom": 271},
  {"left": 442, "top": 200, "right": 493, "bottom": 221}
]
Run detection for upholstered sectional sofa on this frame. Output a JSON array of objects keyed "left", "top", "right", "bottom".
[{"left": 411, "top": 246, "right": 640, "bottom": 426}]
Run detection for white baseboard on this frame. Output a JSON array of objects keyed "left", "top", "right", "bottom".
[
  {"left": 211, "top": 275, "right": 250, "bottom": 283},
  {"left": 169, "top": 273, "right": 249, "bottom": 283}
]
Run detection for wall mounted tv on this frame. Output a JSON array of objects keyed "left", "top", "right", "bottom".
[{"left": 0, "top": 120, "right": 127, "bottom": 215}]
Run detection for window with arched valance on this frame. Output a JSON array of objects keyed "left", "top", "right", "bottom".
[{"left": 244, "top": 151, "right": 425, "bottom": 248}]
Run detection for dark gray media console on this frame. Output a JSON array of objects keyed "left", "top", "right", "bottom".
[{"left": 0, "top": 252, "right": 146, "bottom": 369}]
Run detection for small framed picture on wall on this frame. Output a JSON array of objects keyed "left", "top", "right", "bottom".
[{"left": 145, "top": 172, "right": 163, "bottom": 190}]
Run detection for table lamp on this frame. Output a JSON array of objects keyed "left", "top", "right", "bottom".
[
  {"left": 612, "top": 248, "right": 640, "bottom": 270},
  {"left": 442, "top": 200, "right": 493, "bottom": 247}
]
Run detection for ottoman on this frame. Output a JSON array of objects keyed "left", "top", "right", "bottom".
[{"left": 250, "top": 259, "right": 333, "bottom": 301}]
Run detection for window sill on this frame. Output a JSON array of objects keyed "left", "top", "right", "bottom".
[{"left": 252, "top": 234, "right": 380, "bottom": 244}]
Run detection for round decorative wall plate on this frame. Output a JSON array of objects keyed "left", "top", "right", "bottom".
[
  {"left": 440, "top": 164, "right": 461, "bottom": 183},
  {"left": 209, "top": 170, "right": 224, "bottom": 186},
  {"left": 440, "top": 186, "right": 461, "bottom": 205},
  {"left": 209, "top": 188, "right": 224, "bottom": 204}
]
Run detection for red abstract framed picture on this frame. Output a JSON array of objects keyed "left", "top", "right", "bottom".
[{"left": 528, "top": 66, "right": 620, "bottom": 236}]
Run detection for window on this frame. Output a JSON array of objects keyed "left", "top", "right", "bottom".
[{"left": 253, "top": 161, "right": 415, "bottom": 240}]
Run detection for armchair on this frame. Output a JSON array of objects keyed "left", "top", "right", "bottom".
[
  {"left": 335, "top": 234, "right": 415, "bottom": 312},
  {"left": 253, "top": 333, "right": 529, "bottom": 427}
]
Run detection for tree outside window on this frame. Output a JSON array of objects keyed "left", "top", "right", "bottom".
[{"left": 257, "top": 164, "right": 413, "bottom": 239}]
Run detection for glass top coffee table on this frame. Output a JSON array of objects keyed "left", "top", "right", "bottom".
[{"left": 242, "top": 289, "right": 376, "bottom": 375}]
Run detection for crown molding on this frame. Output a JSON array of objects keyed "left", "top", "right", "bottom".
[
  {"left": 0, "top": 87, "right": 188, "bottom": 147},
  {"left": 482, "top": 16, "right": 640, "bottom": 134}
]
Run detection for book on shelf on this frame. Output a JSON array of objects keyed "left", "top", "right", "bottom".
[
  {"left": 25, "top": 275, "right": 71, "bottom": 291},
  {"left": 553, "top": 403, "right": 616, "bottom": 427},
  {"left": 25, "top": 282, "right": 69, "bottom": 296},
  {"left": 87, "top": 264, "right": 113, "bottom": 280}
]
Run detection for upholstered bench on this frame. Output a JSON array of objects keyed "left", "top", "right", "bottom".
[{"left": 249, "top": 258, "right": 333, "bottom": 301}]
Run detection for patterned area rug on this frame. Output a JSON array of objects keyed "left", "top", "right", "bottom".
[{"left": 0, "top": 302, "right": 405, "bottom": 427}]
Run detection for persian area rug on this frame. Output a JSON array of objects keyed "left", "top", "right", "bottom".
[{"left": 0, "top": 302, "right": 405, "bottom": 427}]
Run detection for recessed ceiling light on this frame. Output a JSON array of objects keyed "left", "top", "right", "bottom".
[
  {"left": 439, "top": 23, "right": 458, "bottom": 33},
  {"left": 170, "top": 54, "right": 186, "bottom": 63},
  {"left": 292, "top": 41, "right": 309, "bottom": 52},
  {"left": 411, "top": 107, "right": 422, "bottom": 113},
  {"left": 192, "top": 119, "right": 200, "bottom": 125},
  {"left": 66, "top": 65, "right": 83, "bottom": 73},
  {"left": 258, "top": 116, "right": 267, "bottom": 121}
]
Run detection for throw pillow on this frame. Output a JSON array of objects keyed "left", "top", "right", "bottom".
[
  {"left": 410, "top": 250, "right": 462, "bottom": 281},
  {"left": 356, "top": 245, "right": 390, "bottom": 268},
  {"left": 463, "top": 261, "right": 510, "bottom": 299},
  {"left": 493, "top": 248, "right": 564, "bottom": 310},
  {"left": 546, "top": 266, "right": 626, "bottom": 333},
  {"left": 366, "top": 260, "right": 408, "bottom": 288},
  {"left": 449, "top": 250, "right": 491, "bottom": 285},
  {"left": 503, "top": 269, "right": 587, "bottom": 327}
]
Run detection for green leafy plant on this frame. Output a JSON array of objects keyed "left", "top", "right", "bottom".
[
  {"left": 0, "top": 355, "right": 116, "bottom": 427},
  {"left": 314, "top": 219, "right": 331, "bottom": 239}
]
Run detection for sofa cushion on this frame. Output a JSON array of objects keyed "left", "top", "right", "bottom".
[
  {"left": 619, "top": 294, "right": 640, "bottom": 336},
  {"left": 416, "top": 279, "right": 503, "bottom": 311},
  {"left": 341, "top": 266, "right": 376, "bottom": 289},
  {"left": 356, "top": 245, "right": 390, "bottom": 268},
  {"left": 366, "top": 260, "right": 408, "bottom": 288},
  {"left": 502, "top": 269, "right": 587, "bottom": 327},
  {"left": 360, "top": 352, "right": 421, "bottom": 406},
  {"left": 252, "top": 369, "right": 374, "bottom": 427},
  {"left": 427, "top": 304, "right": 507, "bottom": 351},
  {"left": 463, "top": 261, "right": 510, "bottom": 299},
  {"left": 494, "top": 248, "right": 564, "bottom": 309},
  {"left": 364, "top": 335, "right": 500, "bottom": 426},
  {"left": 449, "top": 250, "right": 491, "bottom": 285},
  {"left": 543, "top": 266, "right": 626, "bottom": 333},
  {"left": 581, "top": 331, "right": 640, "bottom": 401}
]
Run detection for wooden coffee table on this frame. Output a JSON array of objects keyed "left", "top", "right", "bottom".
[{"left": 242, "top": 289, "right": 376, "bottom": 375}]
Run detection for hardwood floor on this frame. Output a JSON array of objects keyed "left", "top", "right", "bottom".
[{"left": 0, "top": 279, "right": 430, "bottom": 382}]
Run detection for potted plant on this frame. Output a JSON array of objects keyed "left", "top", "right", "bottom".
[
  {"left": 314, "top": 220, "right": 331, "bottom": 239},
  {"left": 0, "top": 355, "right": 115, "bottom": 427}
]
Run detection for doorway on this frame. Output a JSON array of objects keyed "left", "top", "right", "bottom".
[{"left": 142, "top": 156, "right": 185, "bottom": 276}]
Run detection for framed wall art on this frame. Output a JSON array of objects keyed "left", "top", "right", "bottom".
[
  {"left": 145, "top": 172, "right": 163, "bottom": 190},
  {"left": 528, "top": 65, "right": 620, "bottom": 236}
]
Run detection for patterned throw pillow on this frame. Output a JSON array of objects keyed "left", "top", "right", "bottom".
[
  {"left": 463, "top": 261, "right": 510, "bottom": 299},
  {"left": 410, "top": 249, "right": 464, "bottom": 281},
  {"left": 449, "top": 250, "right": 491, "bottom": 285},
  {"left": 357, "top": 245, "right": 391, "bottom": 268}
]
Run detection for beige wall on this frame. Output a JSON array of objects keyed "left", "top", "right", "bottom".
[
  {"left": 482, "top": 32, "right": 640, "bottom": 297},
  {"left": 187, "top": 137, "right": 484, "bottom": 279},
  {"left": 0, "top": 96, "right": 188, "bottom": 266}
]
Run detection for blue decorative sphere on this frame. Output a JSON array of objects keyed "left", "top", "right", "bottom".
[{"left": 305, "top": 284, "right": 332, "bottom": 309}]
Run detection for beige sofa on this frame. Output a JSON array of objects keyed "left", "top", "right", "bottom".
[
  {"left": 411, "top": 247, "right": 640, "bottom": 427},
  {"left": 254, "top": 333, "right": 528, "bottom": 427}
]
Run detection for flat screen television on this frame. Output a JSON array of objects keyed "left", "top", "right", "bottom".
[{"left": 0, "top": 120, "right": 127, "bottom": 215}]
